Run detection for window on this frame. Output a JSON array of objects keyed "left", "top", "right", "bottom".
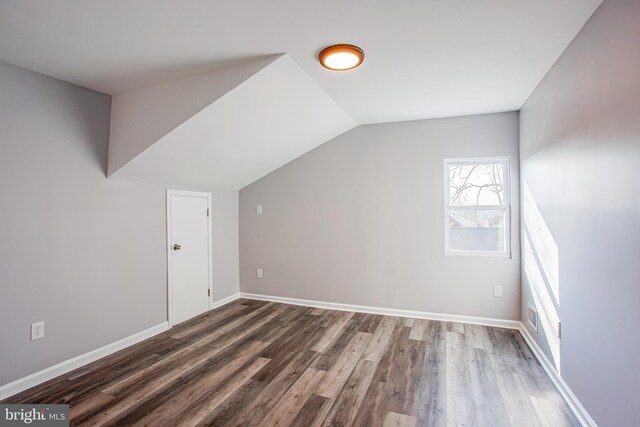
[{"left": 444, "top": 157, "right": 510, "bottom": 257}]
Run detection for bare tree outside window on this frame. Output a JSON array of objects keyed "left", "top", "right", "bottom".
[{"left": 449, "top": 164, "right": 504, "bottom": 206}]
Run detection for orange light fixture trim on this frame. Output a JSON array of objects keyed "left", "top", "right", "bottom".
[{"left": 318, "top": 44, "right": 365, "bottom": 71}]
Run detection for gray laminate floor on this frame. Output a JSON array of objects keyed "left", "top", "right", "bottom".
[{"left": 3, "top": 299, "right": 579, "bottom": 426}]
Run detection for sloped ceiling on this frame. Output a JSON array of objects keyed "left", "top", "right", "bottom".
[
  {"left": 0, "top": 1, "right": 602, "bottom": 124},
  {"left": 109, "top": 55, "right": 357, "bottom": 189},
  {"left": 108, "top": 56, "right": 280, "bottom": 176}
]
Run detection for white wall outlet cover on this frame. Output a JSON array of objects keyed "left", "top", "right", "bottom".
[
  {"left": 256, "top": 268, "right": 263, "bottom": 278},
  {"left": 31, "top": 321, "right": 45, "bottom": 341},
  {"left": 256, "top": 205, "right": 263, "bottom": 214},
  {"left": 493, "top": 285, "right": 503, "bottom": 298}
]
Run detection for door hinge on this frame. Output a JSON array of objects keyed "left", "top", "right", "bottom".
[
  {"left": 207, "top": 208, "right": 210, "bottom": 217},
  {"left": 208, "top": 289, "right": 211, "bottom": 297}
]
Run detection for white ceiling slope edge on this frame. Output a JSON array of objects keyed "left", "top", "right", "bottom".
[
  {"left": 108, "top": 56, "right": 280, "bottom": 176},
  {"left": 111, "top": 54, "right": 357, "bottom": 190}
]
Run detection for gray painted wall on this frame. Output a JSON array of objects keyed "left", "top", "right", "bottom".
[
  {"left": 519, "top": 0, "right": 640, "bottom": 425},
  {"left": 240, "top": 112, "right": 520, "bottom": 320},
  {"left": 0, "top": 61, "right": 239, "bottom": 386}
]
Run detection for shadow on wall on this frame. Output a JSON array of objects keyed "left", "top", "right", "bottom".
[
  {"left": 523, "top": 180, "right": 561, "bottom": 372},
  {"left": 65, "top": 88, "right": 111, "bottom": 176}
]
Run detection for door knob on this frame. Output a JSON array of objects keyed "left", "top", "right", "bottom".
[{"left": 173, "top": 244, "right": 182, "bottom": 251}]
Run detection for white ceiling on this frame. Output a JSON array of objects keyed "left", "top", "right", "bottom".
[
  {"left": 107, "top": 56, "right": 280, "bottom": 177},
  {"left": 111, "top": 55, "right": 356, "bottom": 189},
  {"left": 0, "top": 0, "right": 601, "bottom": 124}
]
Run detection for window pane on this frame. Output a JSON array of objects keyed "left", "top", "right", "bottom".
[
  {"left": 448, "top": 209, "right": 505, "bottom": 252},
  {"left": 449, "top": 163, "right": 504, "bottom": 206}
]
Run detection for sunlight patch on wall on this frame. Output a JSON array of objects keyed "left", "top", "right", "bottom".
[
  {"left": 523, "top": 182, "right": 559, "bottom": 304},
  {"left": 524, "top": 233, "right": 561, "bottom": 371},
  {"left": 523, "top": 180, "right": 561, "bottom": 372}
]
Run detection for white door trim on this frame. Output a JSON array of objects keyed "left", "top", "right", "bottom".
[{"left": 166, "top": 189, "right": 213, "bottom": 327}]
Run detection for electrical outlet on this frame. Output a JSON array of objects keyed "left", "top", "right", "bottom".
[
  {"left": 256, "top": 268, "right": 263, "bottom": 278},
  {"left": 493, "top": 285, "right": 503, "bottom": 298},
  {"left": 256, "top": 205, "right": 263, "bottom": 214},
  {"left": 31, "top": 321, "right": 45, "bottom": 341}
]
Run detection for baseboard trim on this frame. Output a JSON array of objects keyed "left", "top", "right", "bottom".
[
  {"left": 0, "top": 322, "right": 169, "bottom": 401},
  {"left": 239, "top": 292, "right": 520, "bottom": 330},
  {"left": 211, "top": 292, "right": 241, "bottom": 309},
  {"left": 518, "top": 324, "right": 597, "bottom": 427}
]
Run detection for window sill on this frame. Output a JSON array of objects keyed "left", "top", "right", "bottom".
[{"left": 445, "top": 250, "right": 512, "bottom": 259}]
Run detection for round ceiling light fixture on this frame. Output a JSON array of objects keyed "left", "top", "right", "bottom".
[{"left": 318, "top": 44, "right": 365, "bottom": 71}]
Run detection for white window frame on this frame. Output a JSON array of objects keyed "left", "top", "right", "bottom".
[{"left": 444, "top": 157, "right": 511, "bottom": 258}]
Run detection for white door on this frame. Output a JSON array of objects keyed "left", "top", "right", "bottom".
[{"left": 167, "top": 190, "right": 211, "bottom": 325}]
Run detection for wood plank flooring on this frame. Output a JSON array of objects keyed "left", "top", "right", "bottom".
[{"left": 3, "top": 299, "right": 580, "bottom": 426}]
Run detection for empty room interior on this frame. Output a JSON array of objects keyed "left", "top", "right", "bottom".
[{"left": 0, "top": 1, "right": 638, "bottom": 426}]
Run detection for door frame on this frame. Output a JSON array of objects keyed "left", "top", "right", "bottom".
[{"left": 166, "top": 189, "right": 213, "bottom": 327}]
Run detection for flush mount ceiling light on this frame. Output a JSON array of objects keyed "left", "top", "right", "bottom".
[{"left": 318, "top": 44, "right": 365, "bottom": 71}]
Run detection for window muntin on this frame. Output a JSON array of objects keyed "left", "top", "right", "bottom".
[{"left": 444, "top": 158, "right": 510, "bottom": 257}]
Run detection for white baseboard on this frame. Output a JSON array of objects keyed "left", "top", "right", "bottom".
[
  {"left": 211, "top": 292, "right": 241, "bottom": 309},
  {"left": 518, "top": 324, "right": 597, "bottom": 427},
  {"left": 0, "top": 322, "right": 169, "bottom": 401},
  {"left": 239, "top": 292, "right": 521, "bottom": 330}
]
